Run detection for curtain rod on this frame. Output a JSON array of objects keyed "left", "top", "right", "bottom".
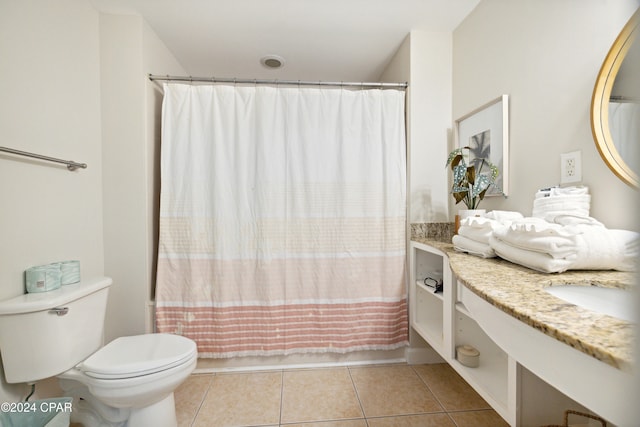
[{"left": 148, "top": 74, "right": 408, "bottom": 89}]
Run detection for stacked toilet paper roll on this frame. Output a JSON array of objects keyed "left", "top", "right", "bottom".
[
  {"left": 59, "top": 260, "right": 81, "bottom": 285},
  {"left": 25, "top": 260, "right": 80, "bottom": 293},
  {"left": 25, "top": 264, "right": 62, "bottom": 293}
]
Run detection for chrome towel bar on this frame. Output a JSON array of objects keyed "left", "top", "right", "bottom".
[{"left": 0, "top": 146, "right": 87, "bottom": 171}]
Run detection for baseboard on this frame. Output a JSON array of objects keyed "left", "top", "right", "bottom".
[
  {"left": 405, "top": 346, "right": 446, "bottom": 365},
  {"left": 194, "top": 348, "right": 408, "bottom": 373}
]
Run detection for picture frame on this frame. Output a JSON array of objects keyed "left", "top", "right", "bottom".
[{"left": 454, "top": 95, "right": 509, "bottom": 197}]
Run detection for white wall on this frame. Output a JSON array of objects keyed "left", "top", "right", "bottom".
[
  {"left": 100, "top": 14, "right": 186, "bottom": 342},
  {"left": 453, "top": 0, "right": 640, "bottom": 230},
  {"left": 380, "top": 31, "right": 453, "bottom": 223},
  {"left": 0, "top": 0, "right": 103, "bottom": 401},
  {"left": 0, "top": 1, "right": 184, "bottom": 401},
  {"left": 453, "top": 3, "right": 640, "bottom": 420}
]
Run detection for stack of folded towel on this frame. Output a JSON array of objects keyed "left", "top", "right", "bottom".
[
  {"left": 452, "top": 211, "right": 524, "bottom": 258},
  {"left": 532, "top": 186, "right": 591, "bottom": 220},
  {"left": 451, "top": 200, "right": 640, "bottom": 273},
  {"left": 488, "top": 216, "right": 639, "bottom": 273}
]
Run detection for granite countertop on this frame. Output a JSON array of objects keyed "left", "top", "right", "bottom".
[{"left": 412, "top": 237, "right": 636, "bottom": 371}]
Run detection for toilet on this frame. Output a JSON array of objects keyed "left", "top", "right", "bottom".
[{"left": 0, "top": 276, "right": 197, "bottom": 427}]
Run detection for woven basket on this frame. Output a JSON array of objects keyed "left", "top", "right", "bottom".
[{"left": 541, "top": 409, "right": 607, "bottom": 427}]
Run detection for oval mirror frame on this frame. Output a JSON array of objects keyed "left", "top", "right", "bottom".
[{"left": 591, "top": 8, "right": 639, "bottom": 189}]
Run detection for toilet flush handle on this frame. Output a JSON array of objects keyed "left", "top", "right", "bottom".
[{"left": 49, "top": 307, "right": 69, "bottom": 316}]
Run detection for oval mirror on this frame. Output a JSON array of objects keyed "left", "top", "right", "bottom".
[{"left": 591, "top": 8, "right": 639, "bottom": 189}]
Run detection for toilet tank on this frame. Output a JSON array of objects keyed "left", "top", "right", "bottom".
[{"left": 0, "top": 276, "right": 112, "bottom": 383}]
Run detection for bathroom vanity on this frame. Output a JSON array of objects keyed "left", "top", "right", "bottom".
[{"left": 410, "top": 238, "right": 636, "bottom": 426}]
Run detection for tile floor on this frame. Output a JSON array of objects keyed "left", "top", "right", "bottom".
[{"left": 174, "top": 363, "right": 510, "bottom": 427}]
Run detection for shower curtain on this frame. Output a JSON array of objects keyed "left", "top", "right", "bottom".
[{"left": 155, "top": 83, "right": 407, "bottom": 357}]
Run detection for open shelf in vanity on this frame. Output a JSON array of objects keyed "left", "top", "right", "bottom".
[{"left": 410, "top": 241, "right": 512, "bottom": 423}]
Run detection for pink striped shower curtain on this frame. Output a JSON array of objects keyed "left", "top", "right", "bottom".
[{"left": 155, "top": 83, "right": 407, "bottom": 357}]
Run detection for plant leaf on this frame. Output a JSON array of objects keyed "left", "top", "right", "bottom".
[
  {"left": 471, "top": 174, "right": 491, "bottom": 198},
  {"left": 453, "top": 192, "right": 466, "bottom": 204},
  {"left": 446, "top": 148, "right": 463, "bottom": 167},
  {"left": 466, "top": 165, "right": 476, "bottom": 185},
  {"left": 453, "top": 164, "right": 467, "bottom": 186}
]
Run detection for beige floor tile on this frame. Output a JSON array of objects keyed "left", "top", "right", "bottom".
[
  {"left": 413, "top": 363, "right": 491, "bottom": 411},
  {"left": 281, "top": 420, "right": 367, "bottom": 427},
  {"left": 349, "top": 365, "right": 443, "bottom": 418},
  {"left": 281, "top": 368, "right": 363, "bottom": 424},
  {"left": 447, "top": 409, "right": 510, "bottom": 427},
  {"left": 366, "top": 413, "right": 456, "bottom": 427},
  {"left": 193, "top": 371, "right": 282, "bottom": 427},
  {"left": 174, "top": 373, "right": 214, "bottom": 427}
]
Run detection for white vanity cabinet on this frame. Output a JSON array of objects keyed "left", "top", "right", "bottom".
[
  {"left": 410, "top": 241, "right": 513, "bottom": 423},
  {"left": 409, "top": 241, "right": 614, "bottom": 426}
]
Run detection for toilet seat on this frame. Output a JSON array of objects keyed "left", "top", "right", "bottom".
[{"left": 78, "top": 333, "right": 197, "bottom": 379}]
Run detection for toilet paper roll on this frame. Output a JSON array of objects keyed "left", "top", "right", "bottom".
[
  {"left": 25, "top": 264, "right": 62, "bottom": 293},
  {"left": 59, "top": 260, "right": 80, "bottom": 285}
]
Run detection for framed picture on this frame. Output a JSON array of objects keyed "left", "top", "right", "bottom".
[{"left": 455, "top": 95, "right": 509, "bottom": 197}]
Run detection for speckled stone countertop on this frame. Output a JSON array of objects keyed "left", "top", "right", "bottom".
[{"left": 412, "top": 237, "right": 636, "bottom": 371}]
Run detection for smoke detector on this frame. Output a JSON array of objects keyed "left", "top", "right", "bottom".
[{"left": 260, "top": 55, "right": 285, "bottom": 69}]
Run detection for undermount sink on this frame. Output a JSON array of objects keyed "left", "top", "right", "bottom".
[{"left": 545, "top": 284, "right": 636, "bottom": 322}]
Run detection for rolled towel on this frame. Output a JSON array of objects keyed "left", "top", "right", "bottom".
[{"left": 453, "top": 234, "right": 496, "bottom": 258}]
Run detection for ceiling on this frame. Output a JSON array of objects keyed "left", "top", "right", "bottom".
[{"left": 89, "top": 0, "right": 480, "bottom": 82}]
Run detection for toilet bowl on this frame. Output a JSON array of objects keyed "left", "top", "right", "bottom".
[
  {"left": 59, "top": 333, "right": 197, "bottom": 426},
  {"left": 0, "top": 277, "right": 197, "bottom": 427}
]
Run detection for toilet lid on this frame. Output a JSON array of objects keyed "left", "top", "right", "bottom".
[{"left": 79, "top": 333, "right": 197, "bottom": 379}]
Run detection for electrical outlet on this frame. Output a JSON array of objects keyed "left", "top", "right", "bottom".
[{"left": 560, "top": 151, "right": 582, "bottom": 184}]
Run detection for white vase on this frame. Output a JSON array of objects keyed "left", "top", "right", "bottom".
[
  {"left": 455, "top": 209, "right": 486, "bottom": 235},
  {"left": 458, "top": 209, "right": 486, "bottom": 220}
]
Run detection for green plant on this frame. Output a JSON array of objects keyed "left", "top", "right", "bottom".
[{"left": 446, "top": 146, "right": 500, "bottom": 209}]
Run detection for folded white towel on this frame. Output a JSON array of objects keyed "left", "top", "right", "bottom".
[
  {"left": 458, "top": 217, "right": 501, "bottom": 244},
  {"left": 484, "top": 210, "right": 524, "bottom": 222},
  {"left": 544, "top": 214, "right": 604, "bottom": 227},
  {"left": 458, "top": 212, "right": 521, "bottom": 244},
  {"left": 489, "top": 226, "right": 640, "bottom": 273},
  {"left": 533, "top": 195, "right": 591, "bottom": 207},
  {"left": 493, "top": 219, "right": 581, "bottom": 259},
  {"left": 535, "top": 186, "right": 589, "bottom": 199},
  {"left": 571, "top": 228, "right": 640, "bottom": 272},
  {"left": 532, "top": 195, "right": 591, "bottom": 216},
  {"left": 453, "top": 234, "right": 496, "bottom": 258},
  {"left": 532, "top": 186, "right": 591, "bottom": 219},
  {"left": 489, "top": 236, "right": 573, "bottom": 273}
]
